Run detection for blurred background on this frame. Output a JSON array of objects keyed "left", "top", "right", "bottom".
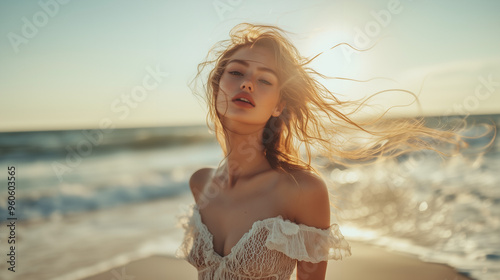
[{"left": 0, "top": 0, "right": 499, "bottom": 279}]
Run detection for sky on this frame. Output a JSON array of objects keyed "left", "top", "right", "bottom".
[{"left": 1, "top": 0, "right": 499, "bottom": 132}]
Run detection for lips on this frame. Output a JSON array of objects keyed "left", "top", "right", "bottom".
[{"left": 232, "top": 92, "right": 255, "bottom": 107}]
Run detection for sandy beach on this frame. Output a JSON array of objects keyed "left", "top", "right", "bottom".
[{"left": 82, "top": 241, "right": 471, "bottom": 280}]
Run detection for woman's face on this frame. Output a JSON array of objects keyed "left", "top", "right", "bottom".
[{"left": 216, "top": 45, "right": 283, "bottom": 128}]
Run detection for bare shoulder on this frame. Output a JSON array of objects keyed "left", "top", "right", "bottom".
[
  {"left": 284, "top": 169, "right": 331, "bottom": 229},
  {"left": 189, "top": 167, "right": 214, "bottom": 203}
]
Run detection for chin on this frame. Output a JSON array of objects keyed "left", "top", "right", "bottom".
[{"left": 220, "top": 115, "right": 267, "bottom": 128}]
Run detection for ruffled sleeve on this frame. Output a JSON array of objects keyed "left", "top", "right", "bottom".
[
  {"left": 264, "top": 219, "right": 351, "bottom": 263},
  {"left": 175, "top": 204, "right": 196, "bottom": 259}
]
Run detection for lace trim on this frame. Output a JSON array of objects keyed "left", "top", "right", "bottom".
[
  {"left": 176, "top": 203, "right": 351, "bottom": 263},
  {"left": 264, "top": 217, "right": 351, "bottom": 263}
]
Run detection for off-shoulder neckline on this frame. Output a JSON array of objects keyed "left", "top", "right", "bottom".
[{"left": 191, "top": 203, "right": 334, "bottom": 260}]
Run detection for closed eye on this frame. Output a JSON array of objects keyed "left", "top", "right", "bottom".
[
  {"left": 259, "top": 79, "right": 272, "bottom": 85},
  {"left": 229, "top": 71, "right": 243, "bottom": 76},
  {"left": 228, "top": 70, "right": 272, "bottom": 85}
]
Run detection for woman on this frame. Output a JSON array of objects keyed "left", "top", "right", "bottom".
[{"left": 177, "top": 23, "right": 464, "bottom": 279}]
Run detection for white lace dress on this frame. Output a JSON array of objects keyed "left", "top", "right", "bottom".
[{"left": 176, "top": 204, "right": 351, "bottom": 280}]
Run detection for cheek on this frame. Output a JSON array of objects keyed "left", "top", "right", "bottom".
[
  {"left": 215, "top": 87, "right": 230, "bottom": 114},
  {"left": 222, "top": 77, "right": 241, "bottom": 94},
  {"left": 260, "top": 90, "right": 281, "bottom": 110},
  {"left": 216, "top": 75, "right": 231, "bottom": 106}
]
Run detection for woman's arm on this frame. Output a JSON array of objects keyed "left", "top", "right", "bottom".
[
  {"left": 297, "top": 260, "right": 327, "bottom": 280},
  {"left": 293, "top": 172, "right": 331, "bottom": 280}
]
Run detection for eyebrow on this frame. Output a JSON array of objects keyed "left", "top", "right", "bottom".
[{"left": 227, "top": 59, "right": 279, "bottom": 79}]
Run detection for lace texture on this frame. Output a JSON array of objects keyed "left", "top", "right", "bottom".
[{"left": 176, "top": 204, "right": 351, "bottom": 280}]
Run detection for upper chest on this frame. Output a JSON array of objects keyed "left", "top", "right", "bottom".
[{"left": 197, "top": 172, "right": 298, "bottom": 257}]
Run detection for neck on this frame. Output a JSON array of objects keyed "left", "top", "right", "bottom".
[{"left": 218, "top": 126, "right": 271, "bottom": 189}]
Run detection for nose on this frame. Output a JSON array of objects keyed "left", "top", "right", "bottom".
[{"left": 240, "top": 80, "right": 253, "bottom": 92}]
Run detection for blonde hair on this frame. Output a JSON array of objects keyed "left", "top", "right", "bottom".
[{"left": 191, "top": 23, "right": 477, "bottom": 174}]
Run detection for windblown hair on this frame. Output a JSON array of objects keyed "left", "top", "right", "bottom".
[{"left": 191, "top": 23, "right": 474, "bottom": 174}]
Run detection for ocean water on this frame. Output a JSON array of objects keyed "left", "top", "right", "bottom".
[{"left": 0, "top": 116, "right": 498, "bottom": 280}]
